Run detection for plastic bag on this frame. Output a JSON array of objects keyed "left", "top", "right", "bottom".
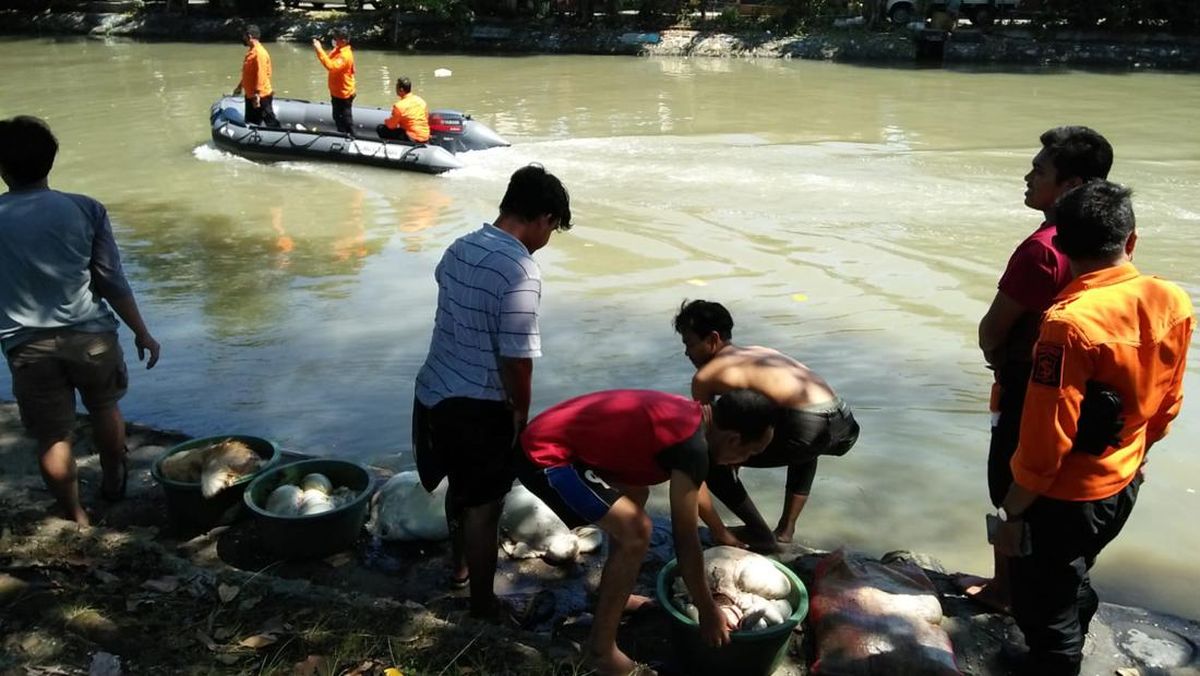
[{"left": 810, "top": 548, "right": 960, "bottom": 675}]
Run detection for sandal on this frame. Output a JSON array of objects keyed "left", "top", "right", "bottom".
[{"left": 100, "top": 450, "right": 129, "bottom": 502}]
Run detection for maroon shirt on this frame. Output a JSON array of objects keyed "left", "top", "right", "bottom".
[{"left": 995, "top": 222, "right": 1072, "bottom": 369}]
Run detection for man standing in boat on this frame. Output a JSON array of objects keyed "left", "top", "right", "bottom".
[
  {"left": 376, "top": 77, "right": 430, "bottom": 145},
  {"left": 231, "top": 25, "right": 279, "bottom": 128},
  {"left": 312, "top": 27, "right": 356, "bottom": 137},
  {"left": 412, "top": 164, "right": 571, "bottom": 620},
  {"left": 673, "top": 300, "right": 860, "bottom": 549}
]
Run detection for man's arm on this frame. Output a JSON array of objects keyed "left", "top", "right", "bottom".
[
  {"left": 670, "top": 470, "right": 730, "bottom": 647},
  {"left": 690, "top": 373, "right": 717, "bottom": 404},
  {"left": 107, "top": 295, "right": 160, "bottom": 369},
  {"left": 978, "top": 290, "right": 1028, "bottom": 366},
  {"left": 1146, "top": 317, "right": 1194, "bottom": 448},
  {"left": 87, "top": 205, "right": 160, "bottom": 369},
  {"left": 499, "top": 357, "right": 532, "bottom": 432}
]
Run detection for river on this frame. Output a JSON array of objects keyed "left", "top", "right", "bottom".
[{"left": 1, "top": 37, "right": 1197, "bottom": 618}]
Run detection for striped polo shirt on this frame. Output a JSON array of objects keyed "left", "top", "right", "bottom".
[{"left": 415, "top": 223, "right": 542, "bottom": 407}]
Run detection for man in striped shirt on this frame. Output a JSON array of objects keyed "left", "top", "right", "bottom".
[{"left": 413, "top": 164, "right": 572, "bottom": 619}]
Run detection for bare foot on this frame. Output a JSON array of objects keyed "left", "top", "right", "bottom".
[
  {"left": 773, "top": 527, "right": 794, "bottom": 544},
  {"left": 953, "top": 574, "right": 1011, "bottom": 614},
  {"left": 590, "top": 647, "right": 643, "bottom": 676}
]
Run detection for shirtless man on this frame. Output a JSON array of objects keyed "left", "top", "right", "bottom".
[{"left": 673, "top": 299, "right": 860, "bottom": 547}]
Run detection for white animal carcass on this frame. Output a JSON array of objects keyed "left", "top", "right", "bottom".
[{"left": 368, "top": 471, "right": 450, "bottom": 541}]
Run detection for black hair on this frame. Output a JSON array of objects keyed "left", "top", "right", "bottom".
[
  {"left": 673, "top": 299, "right": 733, "bottom": 341},
  {"left": 0, "top": 115, "right": 58, "bottom": 186},
  {"left": 498, "top": 164, "right": 572, "bottom": 231},
  {"left": 711, "top": 389, "right": 775, "bottom": 442},
  {"left": 331, "top": 26, "right": 349, "bottom": 41},
  {"left": 396, "top": 76, "right": 412, "bottom": 93},
  {"left": 1039, "top": 126, "right": 1113, "bottom": 184},
  {"left": 243, "top": 24, "right": 261, "bottom": 39},
  {"left": 1054, "top": 181, "right": 1135, "bottom": 262}
]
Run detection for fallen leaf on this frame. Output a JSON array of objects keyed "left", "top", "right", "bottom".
[
  {"left": 292, "top": 655, "right": 330, "bottom": 676},
  {"left": 383, "top": 669, "right": 404, "bottom": 676},
  {"left": 238, "top": 595, "right": 262, "bottom": 611},
  {"left": 324, "top": 552, "right": 353, "bottom": 568},
  {"left": 344, "top": 659, "right": 378, "bottom": 676},
  {"left": 213, "top": 627, "right": 236, "bottom": 641},
  {"left": 238, "top": 634, "right": 279, "bottom": 649},
  {"left": 141, "top": 576, "right": 179, "bottom": 594},
  {"left": 259, "top": 616, "right": 285, "bottom": 635},
  {"left": 214, "top": 654, "right": 242, "bottom": 665},
  {"left": 217, "top": 583, "right": 240, "bottom": 603}
]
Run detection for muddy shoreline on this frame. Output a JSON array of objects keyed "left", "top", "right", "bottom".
[
  {"left": 3, "top": 402, "right": 1199, "bottom": 674},
  {"left": 3, "top": 9, "right": 1200, "bottom": 69}
]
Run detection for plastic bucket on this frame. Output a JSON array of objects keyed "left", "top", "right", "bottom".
[
  {"left": 243, "top": 459, "right": 375, "bottom": 560},
  {"left": 655, "top": 557, "right": 809, "bottom": 676},
  {"left": 151, "top": 435, "right": 280, "bottom": 529}
]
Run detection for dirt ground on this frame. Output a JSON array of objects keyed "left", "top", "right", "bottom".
[{"left": 2, "top": 403, "right": 1198, "bottom": 676}]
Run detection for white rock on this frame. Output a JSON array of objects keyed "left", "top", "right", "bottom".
[
  {"left": 369, "top": 471, "right": 449, "bottom": 541},
  {"left": 266, "top": 484, "right": 305, "bottom": 516},
  {"left": 300, "top": 473, "right": 333, "bottom": 494}
]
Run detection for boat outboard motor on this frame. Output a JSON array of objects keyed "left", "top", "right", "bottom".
[{"left": 428, "top": 111, "right": 509, "bottom": 153}]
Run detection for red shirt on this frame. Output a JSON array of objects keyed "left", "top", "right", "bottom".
[
  {"left": 521, "top": 390, "right": 703, "bottom": 486},
  {"left": 996, "top": 222, "right": 1072, "bottom": 367}
]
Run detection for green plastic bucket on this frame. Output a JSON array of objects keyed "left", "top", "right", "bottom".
[
  {"left": 243, "top": 459, "right": 375, "bottom": 560},
  {"left": 655, "top": 557, "right": 809, "bottom": 676},
  {"left": 151, "top": 435, "right": 280, "bottom": 529}
]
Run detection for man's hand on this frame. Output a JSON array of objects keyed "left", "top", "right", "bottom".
[
  {"left": 311, "top": 38, "right": 322, "bottom": 50},
  {"left": 251, "top": 94, "right": 260, "bottom": 108},
  {"left": 232, "top": 83, "right": 243, "bottom": 96},
  {"left": 698, "top": 603, "right": 732, "bottom": 647},
  {"left": 135, "top": 332, "right": 160, "bottom": 370}
]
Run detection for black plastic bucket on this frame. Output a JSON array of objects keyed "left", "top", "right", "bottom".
[
  {"left": 151, "top": 435, "right": 280, "bottom": 529},
  {"left": 243, "top": 459, "right": 375, "bottom": 560},
  {"left": 655, "top": 557, "right": 809, "bottom": 676}
]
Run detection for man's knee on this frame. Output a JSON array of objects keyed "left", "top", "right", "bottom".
[{"left": 611, "top": 511, "right": 652, "bottom": 549}]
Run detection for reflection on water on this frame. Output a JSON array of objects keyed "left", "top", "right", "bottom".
[{"left": 1, "top": 38, "right": 1198, "bottom": 618}]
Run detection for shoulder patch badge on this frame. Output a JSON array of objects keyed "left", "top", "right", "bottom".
[{"left": 1032, "top": 343, "right": 1065, "bottom": 388}]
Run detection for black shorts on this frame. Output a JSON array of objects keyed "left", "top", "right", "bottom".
[
  {"left": 412, "top": 396, "right": 515, "bottom": 509},
  {"left": 988, "top": 364, "right": 1031, "bottom": 507},
  {"left": 513, "top": 448, "right": 623, "bottom": 529}
]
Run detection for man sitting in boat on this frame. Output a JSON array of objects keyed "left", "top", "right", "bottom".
[{"left": 376, "top": 77, "right": 430, "bottom": 144}]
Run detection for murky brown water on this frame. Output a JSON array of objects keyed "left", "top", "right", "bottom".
[{"left": 1, "top": 37, "right": 1197, "bottom": 617}]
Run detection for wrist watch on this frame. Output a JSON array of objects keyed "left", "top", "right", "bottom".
[{"left": 998, "top": 507, "right": 1021, "bottom": 522}]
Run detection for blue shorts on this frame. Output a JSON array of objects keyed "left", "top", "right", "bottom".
[{"left": 514, "top": 449, "right": 623, "bottom": 529}]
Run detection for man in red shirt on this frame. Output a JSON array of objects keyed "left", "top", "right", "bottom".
[
  {"left": 960, "top": 126, "right": 1112, "bottom": 611},
  {"left": 994, "top": 181, "right": 1192, "bottom": 674},
  {"left": 516, "top": 389, "right": 775, "bottom": 676}
]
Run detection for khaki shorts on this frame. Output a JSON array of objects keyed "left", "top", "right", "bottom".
[{"left": 7, "top": 331, "right": 128, "bottom": 440}]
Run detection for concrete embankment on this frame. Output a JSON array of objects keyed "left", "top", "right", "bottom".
[{"left": 3, "top": 9, "right": 1200, "bottom": 69}]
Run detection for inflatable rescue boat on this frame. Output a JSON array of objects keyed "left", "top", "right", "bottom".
[{"left": 209, "top": 96, "right": 509, "bottom": 174}]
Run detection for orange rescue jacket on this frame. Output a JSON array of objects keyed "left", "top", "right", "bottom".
[
  {"left": 315, "top": 44, "right": 356, "bottom": 99},
  {"left": 1012, "top": 263, "right": 1194, "bottom": 501},
  {"left": 241, "top": 40, "right": 273, "bottom": 98},
  {"left": 384, "top": 93, "right": 430, "bottom": 142}
]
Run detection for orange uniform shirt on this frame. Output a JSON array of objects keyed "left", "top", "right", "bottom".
[
  {"left": 384, "top": 93, "right": 430, "bottom": 142},
  {"left": 315, "top": 44, "right": 356, "bottom": 99},
  {"left": 1012, "top": 263, "right": 1194, "bottom": 501},
  {"left": 241, "top": 40, "right": 273, "bottom": 98}
]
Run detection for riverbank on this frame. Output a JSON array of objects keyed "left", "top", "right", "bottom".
[
  {"left": 3, "top": 8, "right": 1200, "bottom": 69},
  {"left": 2, "top": 402, "right": 1199, "bottom": 675}
]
